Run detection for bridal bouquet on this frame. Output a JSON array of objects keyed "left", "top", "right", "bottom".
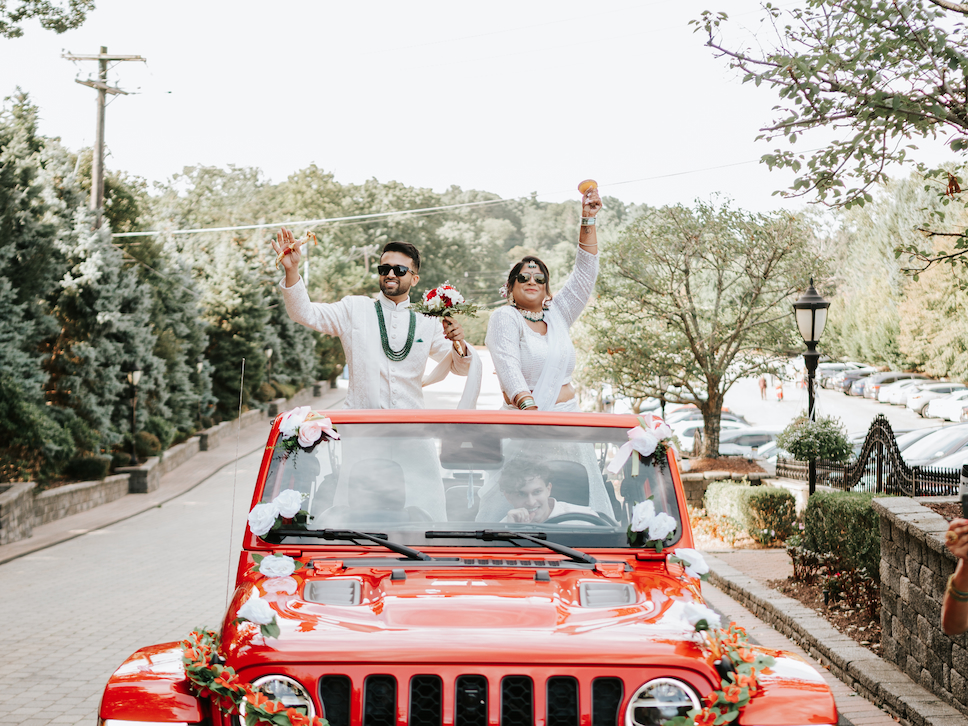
[{"left": 412, "top": 282, "right": 480, "bottom": 318}]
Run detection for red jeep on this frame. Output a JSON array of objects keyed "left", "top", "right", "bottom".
[{"left": 98, "top": 410, "right": 836, "bottom": 726}]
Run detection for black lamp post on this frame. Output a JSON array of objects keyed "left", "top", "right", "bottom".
[
  {"left": 127, "top": 369, "right": 142, "bottom": 466},
  {"left": 196, "top": 360, "right": 204, "bottom": 429},
  {"left": 792, "top": 279, "right": 830, "bottom": 495}
]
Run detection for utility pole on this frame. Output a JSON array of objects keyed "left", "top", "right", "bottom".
[{"left": 62, "top": 46, "right": 145, "bottom": 229}]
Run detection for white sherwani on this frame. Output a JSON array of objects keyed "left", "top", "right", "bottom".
[{"left": 280, "top": 276, "right": 475, "bottom": 409}]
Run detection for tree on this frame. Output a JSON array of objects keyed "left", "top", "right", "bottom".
[
  {"left": 582, "top": 199, "right": 822, "bottom": 456},
  {"left": 0, "top": 0, "right": 93, "bottom": 38}
]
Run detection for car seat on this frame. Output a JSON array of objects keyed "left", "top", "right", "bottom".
[{"left": 316, "top": 458, "right": 433, "bottom": 526}]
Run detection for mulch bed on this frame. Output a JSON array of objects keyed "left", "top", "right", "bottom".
[
  {"left": 767, "top": 577, "right": 882, "bottom": 655},
  {"left": 685, "top": 457, "right": 766, "bottom": 475},
  {"left": 923, "top": 502, "right": 962, "bottom": 521}
]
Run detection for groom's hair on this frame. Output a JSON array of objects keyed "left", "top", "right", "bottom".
[{"left": 382, "top": 241, "right": 420, "bottom": 272}]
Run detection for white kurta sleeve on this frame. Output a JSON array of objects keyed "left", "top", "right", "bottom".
[
  {"left": 428, "top": 318, "right": 472, "bottom": 376},
  {"left": 485, "top": 307, "right": 530, "bottom": 400},
  {"left": 279, "top": 276, "right": 350, "bottom": 336},
  {"left": 550, "top": 247, "right": 599, "bottom": 328}
]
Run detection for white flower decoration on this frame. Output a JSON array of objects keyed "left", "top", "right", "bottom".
[
  {"left": 274, "top": 489, "right": 305, "bottom": 519},
  {"left": 238, "top": 594, "right": 276, "bottom": 625},
  {"left": 630, "top": 500, "right": 656, "bottom": 533},
  {"left": 248, "top": 502, "right": 280, "bottom": 537},
  {"left": 259, "top": 554, "right": 296, "bottom": 578},
  {"left": 263, "top": 576, "right": 298, "bottom": 595},
  {"left": 648, "top": 512, "right": 677, "bottom": 542},
  {"left": 278, "top": 406, "right": 311, "bottom": 438},
  {"left": 673, "top": 548, "right": 709, "bottom": 579},
  {"left": 682, "top": 601, "right": 722, "bottom": 631}
]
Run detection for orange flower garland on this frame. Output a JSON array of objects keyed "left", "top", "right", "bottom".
[{"left": 181, "top": 629, "right": 328, "bottom": 726}]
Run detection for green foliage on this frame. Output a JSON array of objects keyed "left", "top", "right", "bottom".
[
  {"left": 144, "top": 416, "right": 175, "bottom": 452},
  {"left": 63, "top": 455, "right": 111, "bottom": 482},
  {"left": 777, "top": 415, "right": 852, "bottom": 462},
  {"left": 703, "top": 479, "right": 748, "bottom": 526},
  {"left": 0, "top": 0, "right": 93, "bottom": 37},
  {"left": 744, "top": 486, "right": 797, "bottom": 545},
  {"left": 135, "top": 430, "right": 162, "bottom": 458},
  {"left": 802, "top": 491, "right": 881, "bottom": 577},
  {"left": 0, "top": 374, "right": 74, "bottom": 482}
]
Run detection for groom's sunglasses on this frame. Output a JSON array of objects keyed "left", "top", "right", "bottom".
[
  {"left": 377, "top": 264, "right": 412, "bottom": 277},
  {"left": 515, "top": 272, "right": 547, "bottom": 284}
]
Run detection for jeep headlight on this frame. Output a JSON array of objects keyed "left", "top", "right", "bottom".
[
  {"left": 625, "top": 678, "right": 700, "bottom": 726},
  {"left": 240, "top": 675, "right": 315, "bottom": 718}
]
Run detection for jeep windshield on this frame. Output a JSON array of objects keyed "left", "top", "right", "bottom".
[{"left": 258, "top": 420, "right": 683, "bottom": 550}]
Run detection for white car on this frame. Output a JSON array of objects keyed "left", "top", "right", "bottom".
[
  {"left": 673, "top": 419, "right": 748, "bottom": 454},
  {"left": 926, "top": 389, "right": 968, "bottom": 421},
  {"left": 907, "top": 382, "right": 968, "bottom": 416},
  {"left": 880, "top": 379, "right": 927, "bottom": 404}
]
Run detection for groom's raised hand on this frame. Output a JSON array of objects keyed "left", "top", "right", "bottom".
[
  {"left": 442, "top": 317, "right": 467, "bottom": 356},
  {"left": 271, "top": 227, "right": 303, "bottom": 287}
]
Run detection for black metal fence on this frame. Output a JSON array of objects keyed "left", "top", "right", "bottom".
[{"left": 775, "top": 414, "right": 961, "bottom": 496}]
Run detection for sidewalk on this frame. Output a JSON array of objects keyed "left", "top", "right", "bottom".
[
  {"left": 704, "top": 547, "right": 968, "bottom": 726},
  {"left": 0, "top": 387, "right": 346, "bottom": 567}
]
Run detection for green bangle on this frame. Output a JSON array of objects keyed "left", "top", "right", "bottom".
[
  {"left": 517, "top": 397, "right": 536, "bottom": 410},
  {"left": 948, "top": 575, "right": 968, "bottom": 602}
]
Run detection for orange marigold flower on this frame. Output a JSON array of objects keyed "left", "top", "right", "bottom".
[
  {"left": 736, "top": 648, "right": 757, "bottom": 663},
  {"left": 287, "top": 708, "right": 312, "bottom": 726},
  {"left": 249, "top": 691, "right": 284, "bottom": 714},
  {"left": 723, "top": 684, "right": 743, "bottom": 704},
  {"left": 695, "top": 708, "right": 719, "bottom": 726},
  {"left": 704, "top": 692, "right": 720, "bottom": 707}
]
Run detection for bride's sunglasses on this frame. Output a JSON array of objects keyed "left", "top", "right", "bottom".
[
  {"left": 377, "top": 264, "right": 412, "bottom": 277},
  {"left": 515, "top": 272, "right": 547, "bottom": 284}
]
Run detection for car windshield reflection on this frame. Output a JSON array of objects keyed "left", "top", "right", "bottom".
[{"left": 260, "top": 423, "right": 682, "bottom": 549}]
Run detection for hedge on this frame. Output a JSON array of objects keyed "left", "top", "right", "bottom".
[
  {"left": 703, "top": 479, "right": 798, "bottom": 545},
  {"left": 802, "top": 490, "right": 880, "bottom": 577}
]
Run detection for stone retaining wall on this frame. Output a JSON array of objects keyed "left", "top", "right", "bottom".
[
  {"left": 32, "top": 474, "right": 130, "bottom": 525},
  {"left": 199, "top": 408, "right": 264, "bottom": 451},
  {"left": 872, "top": 496, "right": 967, "bottom": 714},
  {"left": 0, "top": 482, "right": 37, "bottom": 545}
]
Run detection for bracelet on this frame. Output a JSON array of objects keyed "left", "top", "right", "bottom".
[
  {"left": 517, "top": 396, "right": 536, "bottom": 410},
  {"left": 578, "top": 241, "right": 598, "bottom": 248},
  {"left": 580, "top": 217, "right": 596, "bottom": 226},
  {"left": 948, "top": 575, "right": 968, "bottom": 602}
]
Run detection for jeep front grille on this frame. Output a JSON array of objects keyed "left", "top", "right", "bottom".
[
  {"left": 320, "top": 675, "right": 351, "bottom": 726},
  {"left": 455, "top": 675, "right": 488, "bottom": 726},
  {"left": 500, "top": 676, "right": 533, "bottom": 726},
  {"left": 546, "top": 677, "right": 579, "bottom": 726},
  {"left": 410, "top": 675, "right": 443, "bottom": 726},
  {"left": 592, "top": 677, "right": 624, "bottom": 726},
  {"left": 363, "top": 675, "right": 396, "bottom": 726}
]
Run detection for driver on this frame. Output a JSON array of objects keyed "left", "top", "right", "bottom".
[{"left": 500, "top": 458, "right": 598, "bottom": 524}]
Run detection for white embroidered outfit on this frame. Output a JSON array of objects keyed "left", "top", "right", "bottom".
[
  {"left": 485, "top": 247, "right": 599, "bottom": 410},
  {"left": 279, "top": 276, "right": 477, "bottom": 409}
]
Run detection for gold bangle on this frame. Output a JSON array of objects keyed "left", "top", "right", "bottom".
[{"left": 948, "top": 575, "right": 968, "bottom": 602}]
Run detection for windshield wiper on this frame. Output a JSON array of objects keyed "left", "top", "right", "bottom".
[
  {"left": 425, "top": 529, "right": 597, "bottom": 565},
  {"left": 272, "top": 528, "right": 432, "bottom": 561}
]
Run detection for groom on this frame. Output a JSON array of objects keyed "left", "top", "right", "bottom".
[{"left": 273, "top": 228, "right": 477, "bottom": 409}]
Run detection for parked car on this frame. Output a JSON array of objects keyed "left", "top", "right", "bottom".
[
  {"left": 863, "top": 372, "right": 931, "bottom": 400},
  {"left": 718, "top": 428, "right": 781, "bottom": 457},
  {"left": 907, "top": 383, "right": 968, "bottom": 416},
  {"left": 665, "top": 407, "right": 750, "bottom": 426},
  {"left": 849, "top": 377, "right": 871, "bottom": 396},
  {"left": 835, "top": 369, "right": 876, "bottom": 394},
  {"left": 900, "top": 423, "right": 968, "bottom": 467},
  {"left": 673, "top": 418, "right": 749, "bottom": 453},
  {"left": 925, "top": 447, "right": 968, "bottom": 472},
  {"left": 879, "top": 378, "right": 929, "bottom": 405},
  {"left": 818, "top": 361, "right": 868, "bottom": 388},
  {"left": 96, "top": 408, "right": 838, "bottom": 726},
  {"left": 926, "top": 389, "right": 968, "bottom": 421}
]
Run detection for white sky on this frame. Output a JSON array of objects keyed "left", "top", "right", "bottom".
[{"left": 0, "top": 0, "right": 940, "bottom": 216}]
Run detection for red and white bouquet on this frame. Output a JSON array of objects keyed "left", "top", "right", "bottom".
[{"left": 413, "top": 282, "right": 480, "bottom": 318}]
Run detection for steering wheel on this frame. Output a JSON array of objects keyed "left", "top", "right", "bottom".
[{"left": 543, "top": 511, "right": 615, "bottom": 526}]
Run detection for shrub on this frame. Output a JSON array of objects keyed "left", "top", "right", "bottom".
[
  {"left": 255, "top": 381, "right": 275, "bottom": 402},
  {"left": 144, "top": 416, "right": 175, "bottom": 452},
  {"left": 743, "top": 486, "right": 797, "bottom": 544},
  {"left": 135, "top": 430, "right": 162, "bottom": 458},
  {"left": 272, "top": 381, "right": 297, "bottom": 400},
  {"left": 802, "top": 491, "right": 880, "bottom": 577},
  {"left": 703, "top": 479, "right": 748, "bottom": 526},
  {"left": 776, "top": 415, "right": 852, "bottom": 462},
  {"left": 63, "top": 455, "right": 111, "bottom": 481}
]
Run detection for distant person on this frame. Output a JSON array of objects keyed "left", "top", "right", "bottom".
[
  {"left": 775, "top": 380, "right": 784, "bottom": 402},
  {"left": 272, "top": 232, "right": 479, "bottom": 409},
  {"left": 942, "top": 518, "right": 968, "bottom": 635},
  {"left": 758, "top": 376, "right": 768, "bottom": 400}
]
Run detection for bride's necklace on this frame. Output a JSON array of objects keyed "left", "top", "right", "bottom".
[{"left": 518, "top": 307, "right": 545, "bottom": 323}]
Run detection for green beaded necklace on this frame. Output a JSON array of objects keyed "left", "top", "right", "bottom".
[{"left": 374, "top": 300, "right": 416, "bottom": 361}]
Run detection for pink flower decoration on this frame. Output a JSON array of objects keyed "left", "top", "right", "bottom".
[{"left": 297, "top": 417, "right": 338, "bottom": 448}]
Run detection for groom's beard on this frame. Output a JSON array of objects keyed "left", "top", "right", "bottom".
[{"left": 380, "top": 277, "right": 412, "bottom": 298}]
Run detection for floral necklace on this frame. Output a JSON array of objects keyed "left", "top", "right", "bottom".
[
  {"left": 374, "top": 300, "right": 416, "bottom": 361},
  {"left": 518, "top": 307, "right": 545, "bottom": 323}
]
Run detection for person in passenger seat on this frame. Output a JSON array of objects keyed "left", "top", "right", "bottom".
[{"left": 499, "top": 458, "right": 597, "bottom": 524}]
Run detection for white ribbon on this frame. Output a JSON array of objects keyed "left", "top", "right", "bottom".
[{"left": 606, "top": 414, "right": 674, "bottom": 475}]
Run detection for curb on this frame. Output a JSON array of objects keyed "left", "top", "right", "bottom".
[{"left": 705, "top": 554, "right": 968, "bottom": 726}]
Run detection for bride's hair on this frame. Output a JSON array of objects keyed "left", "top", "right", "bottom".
[{"left": 506, "top": 256, "right": 552, "bottom": 306}]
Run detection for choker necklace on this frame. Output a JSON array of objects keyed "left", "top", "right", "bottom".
[
  {"left": 374, "top": 300, "right": 416, "bottom": 361},
  {"left": 518, "top": 308, "right": 545, "bottom": 323}
]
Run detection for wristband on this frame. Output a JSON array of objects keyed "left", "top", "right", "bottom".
[
  {"left": 517, "top": 396, "right": 536, "bottom": 410},
  {"left": 581, "top": 217, "right": 596, "bottom": 226},
  {"left": 949, "top": 574, "right": 968, "bottom": 602}
]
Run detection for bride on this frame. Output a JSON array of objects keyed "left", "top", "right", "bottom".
[{"left": 484, "top": 184, "right": 601, "bottom": 411}]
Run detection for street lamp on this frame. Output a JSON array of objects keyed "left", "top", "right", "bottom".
[
  {"left": 196, "top": 360, "right": 204, "bottom": 429},
  {"left": 127, "top": 369, "right": 142, "bottom": 466},
  {"left": 792, "top": 278, "right": 830, "bottom": 495}
]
